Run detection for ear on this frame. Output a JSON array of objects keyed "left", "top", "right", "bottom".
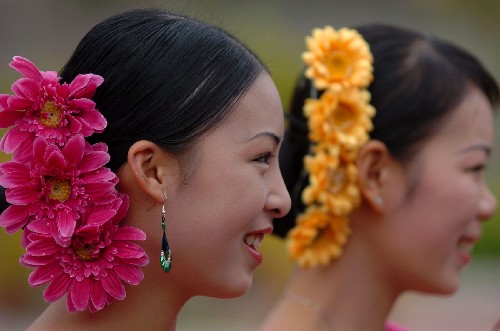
[
  {"left": 356, "top": 140, "right": 391, "bottom": 213},
  {"left": 126, "top": 140, "right": 179, "bottom": 204}
]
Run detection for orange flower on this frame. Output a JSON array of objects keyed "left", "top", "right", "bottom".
[
  {"left": 287, "top": 206, "right": 351, "bottom": 268},
  {"left": 305, "top": 88, "right": 375, "bottom": 151},
  {"left": 290, "top": 25, "right": 375, "bottom": 268},
  {"left": 303, "top": 149, "right": 360, "bottom": 216},
  {"left": 302, "top": 26, "right": 373, "bottom": 91}
]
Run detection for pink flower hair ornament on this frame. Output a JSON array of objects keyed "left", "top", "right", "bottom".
[{"left": 0, "top": 57, "right": 149, "bottom": 313}]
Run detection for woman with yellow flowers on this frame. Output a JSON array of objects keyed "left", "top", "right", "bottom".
[{"left": 260, "top": 24, "right": 499, "bottom": 331}]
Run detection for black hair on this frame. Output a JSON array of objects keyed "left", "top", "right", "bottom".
[
  {"left": 273, "top": 23, "right": 499, "bottom": 238},
  {"left": 59, "top": 8, "right": 266, "bottom": 172}
]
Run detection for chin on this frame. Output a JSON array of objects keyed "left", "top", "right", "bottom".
[
  {"left": 417, "top": 276, "right": 461, "bottom": 296},
  {"left": 209, "top": 275, "right": 253, "bottom": 299}
]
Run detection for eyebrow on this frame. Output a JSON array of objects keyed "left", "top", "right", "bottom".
[
  {"left": 246, "top": 131, "right": 281, "bottom": 144},
  {"left": 458, "top": 144, "right": 491, "bottom": 156}
]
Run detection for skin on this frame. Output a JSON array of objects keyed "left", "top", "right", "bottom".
[
  {"left": 260, "top": 85, "right": 496, "bottom": 331},
  {"left": 28, "top": 71, "right": 291, "bottom": 331}
]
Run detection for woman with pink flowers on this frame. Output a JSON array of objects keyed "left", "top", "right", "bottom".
[
  {"left": 0, "top": 8, "right": 290, "bottom": 330},
  {"left": 260, "top": 24, "right": 499, "bottom": 331}
]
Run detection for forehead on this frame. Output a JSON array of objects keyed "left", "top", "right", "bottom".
[
  {"left": 216, "top": 71, "right": 285, "bottom": 142},
  {"left": 422, "top": 86, "right": 494, "bottom": 154}
]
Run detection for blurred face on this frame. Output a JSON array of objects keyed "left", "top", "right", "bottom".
[
  {"left": 381, "top": 86, "right": 497, "bottom": 294},
  {"left": 166, "top": 72, "right": 291, "bottom": 298}
]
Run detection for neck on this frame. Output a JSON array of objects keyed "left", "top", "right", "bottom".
[
  {"left": 27, "top": 264, "right": 190, "bottom": 331},
  {"left": 260, "top": 238, "right": 400, "bottom": 331}
]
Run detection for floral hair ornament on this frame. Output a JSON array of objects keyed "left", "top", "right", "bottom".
[
  {"left": 0, "top": 56, "right": 149, "bottom": 312},
  {"left": 287, "top": 27, "right": 375, "bottom": 268}
]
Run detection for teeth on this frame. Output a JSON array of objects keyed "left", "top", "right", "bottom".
[
  {"left": 458, "top": 238, "right": 473, "bottom": 253},
  {"left": 244, "top": 235, "right": 263, "bottom": 250}
]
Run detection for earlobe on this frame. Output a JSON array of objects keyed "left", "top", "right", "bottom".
[
  {"left": 127, "top": 140, "right": 176, "bottom": 204},
  {"left": 356, "top": 140, "right": 390, "bottom": 213}
]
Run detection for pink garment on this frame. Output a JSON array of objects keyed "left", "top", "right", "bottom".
[{"left": 386, "top": 321, "right": 410, "bottom": 331}]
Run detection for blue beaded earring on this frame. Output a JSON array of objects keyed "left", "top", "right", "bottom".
[{"left": 160, "top": 195, "right": 172, "bottom": 272}]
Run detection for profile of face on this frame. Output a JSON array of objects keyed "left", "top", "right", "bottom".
[
  {"left": 377, "top": 85, "right": 497, "bottom": 294},
  {"left": 148, "top": 71, "right": 291, "bottom": 298}
]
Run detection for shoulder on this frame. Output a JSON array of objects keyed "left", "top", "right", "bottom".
[{"left": 386, "top": 321, "right": 410, "bottom": 331}]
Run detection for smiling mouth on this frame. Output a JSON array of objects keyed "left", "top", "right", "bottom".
[
  {"left": 244, "top": 234, "right": 263, "bottom": 251},
  {"left": 457, "top": 236, "right": 476, "bottom": 265}
]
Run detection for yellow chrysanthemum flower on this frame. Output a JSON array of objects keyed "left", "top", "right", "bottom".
[
  {"left": 287, "top": 206, "right": 351, "bottom": 268},
  {"left": 302, "top": 26, "right": 373, "bottom": 91},
  {"left": 291, "top": 25, "right": 375, "bottom": 268},
  {"left": 303, "top": 149, "right": 360, "bottom": 216},
  {"left": 305, "top": 88, "right": 375, "bottom": 151}
]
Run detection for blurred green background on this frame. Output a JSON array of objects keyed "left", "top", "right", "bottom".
[{"left": 1, "top": 0, "right": 499, "bottom": 330}]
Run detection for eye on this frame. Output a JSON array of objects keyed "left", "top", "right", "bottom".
[
  {"left": 467, "top": 164, "right": 486, "bottom": 173},
  {"left": 253, "top": 152, "right": 273, "bottom": 165}
]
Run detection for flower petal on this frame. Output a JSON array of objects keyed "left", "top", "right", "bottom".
[
  {"left": 7, "top": 95, "right": 34, "bottom": 110},
  {"left": 114, "top": 265, "right": 144, "bottom": 285},
  {"left": 0, "top": 109, "right": 25, "bottom": 127},
  {"left": 123, "top": 254, "right": 150, "bottom": 267},
  {"left": 6, "top": 185, "right": 39, "bottom": 204},
  {"left": 89, "top": 278, "right": 106, "bottom": 311},
  {"left": 10, "top": 56, "right": 43, "bottom": 81},
  {"left": 26, "top": 237, "right": 60, "bottom": 256},
  {"left": 101, "top": 270, "right": 126, "bottom": 300},
  {"left": 57, "top": 210, "right": 77, "bottom": 239},
  {"left": 28, "top": 261, "right": 62, "bottom": 286},
  {"left": 79, "top": 151, "right": 110, "bottom": 173},
  {"left": 110, "top": 226, "right": 146, "bottom": 241},
  {"left": 70, "top": 277, "right": 91, "bottom": 311},
  {"left": 62, "top": 134, "right": 84, "bottom": 165},
  {"left": 68, "top": 74, "right": 104, "bottom": 99},
  {"left": 0, "top": 127, "right": 32, "bottom": 154},
  {"left": 11, "top": 78, "right": 40, "bottom": 101},
  {"left": 0, "top": 205, "right": 29, "bottom": 233},
  {"left": 79, "top": 108, "right": 107, "bottom": 132},
  {"left": 113, "top": 242, "right": 146, "bottom": 259},
  {"left": 66, "top": 292, "right": 77, "bottom": 313},
  {"left": 43, "top": 273, "right": 72, "bottom": 302},
  {"left": 0, "top": 165, "right": 31, "bottom": 187},
  {"left": 79, "top": 169, "right": 116, "bottom": 184},
  {"left": 20, "top": 253, "right": 54, "bottom": 266},
  {"left": 83, "top": 183, "right": 115, "bottom": 202},
  {"left": 86, "top": 209, "right": 116, "bottom": 226}
]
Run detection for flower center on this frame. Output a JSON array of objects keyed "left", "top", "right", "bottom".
[
  {"left": 327, "top": 168, "right": 346, "bottom": 194},
  {"left": 47, "top": 177, "right": 71, "bottom": 201},
  {"left": 74, "top": 243, "right": 98, "bottom": 261},
  {"left": 331, "top": 102, "right": 353, "bottom": 130},
  {"left": 325, "top": 51, "right": 351, "bottom": 80},
  {"left": 39, "top": 101, "right": 62, "bottom": 128}
]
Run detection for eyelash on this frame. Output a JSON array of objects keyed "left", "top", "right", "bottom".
[
  {"left": 468, "top": 164, "right": 486, "bottom": 173},
  {"left": 253, "top": 152, "right": 274, "bottom": 165}
]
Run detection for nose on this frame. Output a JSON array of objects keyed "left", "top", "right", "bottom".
[
  {"left": 477, "top": 183, "right": 497, "bottom": 222},
  {"left": 265, "top": 166, "right": 292, "bottom": 219}
]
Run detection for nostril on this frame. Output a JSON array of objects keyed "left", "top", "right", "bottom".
[{"left": 271, "top": 208, "right": 281, "bottom": 216}]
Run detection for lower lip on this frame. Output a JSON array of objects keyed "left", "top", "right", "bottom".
[
  {"left": 246, "top": 244, "right": 263, "bottom": 264},
  {"left": 458, "top": 251, "right": 471, "bottom": 267}
]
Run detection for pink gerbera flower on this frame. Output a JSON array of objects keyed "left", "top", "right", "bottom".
[
  {"left": 0, "top": 135, "right": 118, "bottom": 245},
  {"left": 0, "top": 56, "right": 106, "bottom": 162},
  {"left": 20, "top": 194, "right": 149, "bottom": 313}
]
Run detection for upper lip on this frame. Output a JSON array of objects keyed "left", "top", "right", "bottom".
[{"left": 245, "top": 226, "right": 273, "bottom": 236}]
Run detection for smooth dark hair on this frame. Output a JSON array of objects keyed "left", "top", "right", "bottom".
[
  {"left": 273, "top": 23, "right": 499, "bottom": 237},
  {"left": 59, "top": 8, "right": 266, "bottom": 172}
]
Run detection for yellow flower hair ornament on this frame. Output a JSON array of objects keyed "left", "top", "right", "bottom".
[{"left": 287, "top": 26, "right": 375, "bottom": 268}]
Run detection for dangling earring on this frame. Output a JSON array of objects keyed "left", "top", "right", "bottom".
[
  {"left": 375, "top": 195, "right": 383, "bottom": 206},
  {"left": 160, "top": 195, "right": 172, "bottom": 272}
]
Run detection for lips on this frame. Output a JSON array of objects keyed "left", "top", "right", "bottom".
[
  {"left": 457, "top": 236, "right": 478, "bottom": 266},
  {"left": 243, "top": 227, "right": 272, "bottom": 264}
]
